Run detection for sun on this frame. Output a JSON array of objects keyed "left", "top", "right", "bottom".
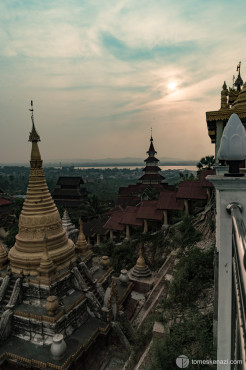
[{"left": 168, "top": 81, "right": 177, "bottom": 91}]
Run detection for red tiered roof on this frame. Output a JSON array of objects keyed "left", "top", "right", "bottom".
[
  {"left": 157, "top": 191, "right": 184, "bottom": 210},
  {"left": 176, "top": 181, "right": 207, "bottom": 200},
  {"left": 120, "top": 206, "right": 143, "bottom": 226},
  {"left": 103, "top": 209, "right": 125, "bottom": 231},
  {"left": 136, "top": 201, "right": 163, "bottom": 221}
]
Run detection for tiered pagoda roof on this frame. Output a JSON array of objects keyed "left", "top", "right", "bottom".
[{"left": 138, "top": 134, "right": 164, "bottom": 185}]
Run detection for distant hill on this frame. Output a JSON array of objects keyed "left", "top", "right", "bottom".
[{"left": 1, "top": 157, "right": 198, "bottom": 167}]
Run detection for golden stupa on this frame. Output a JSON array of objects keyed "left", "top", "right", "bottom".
[
  {"left": 131, "top": 242, "right": 151, "bottom": 279},
  {"left": 8, "top": 103, "right": 76, "bottom": 277}
]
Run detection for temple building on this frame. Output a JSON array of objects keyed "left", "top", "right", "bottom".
[
  {"left": 117, "top": 133, "right": 173, "bottom": 208},
  {"left": 206, "top": 62, "right": 246, "bottom": 160},
  {"left": 53, "top": 176, "right": 89, "bottom": 209},
  {"left": 138, "top": 133, "right": 165, "bottom": 185},
  {"left": 0, "top": 105, "right": 132, "bottom": 369}
]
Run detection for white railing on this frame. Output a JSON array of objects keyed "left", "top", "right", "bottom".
[{"left": 227, "top": 202, "right": 246, "bottom": 369}]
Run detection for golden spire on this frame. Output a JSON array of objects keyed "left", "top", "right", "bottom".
[
  {"left": 75, "top": 218, "right": 89, "bottom": 256},
  {"left": 136, "top": 242, "right": 146, "bottom": 269},
  {"left": 8, "top": 103, "right": 76, "bottom": 279}
]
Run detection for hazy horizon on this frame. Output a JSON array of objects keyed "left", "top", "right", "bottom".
[{"left": 1, "top": 1, "right": 245, "bottom": 163}]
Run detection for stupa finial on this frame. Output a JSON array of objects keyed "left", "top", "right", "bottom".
[
  {"left": 234, "top": 62, "right": 243, "bottom": 92},
  {"left": 29, "top": 100, "right": 40, "bottom": 142}
]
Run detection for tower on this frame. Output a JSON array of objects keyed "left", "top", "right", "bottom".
[{"left": 138, "top": 132, "right": 165, "bottom": 185}]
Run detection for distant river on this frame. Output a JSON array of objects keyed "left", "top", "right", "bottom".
[{"left": 74, "top": 165, "right": 197, "bottom": 171}]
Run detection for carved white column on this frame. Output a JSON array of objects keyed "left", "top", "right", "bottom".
[{"left": 208, "top": 113, "right": 246, "bottom": 368}]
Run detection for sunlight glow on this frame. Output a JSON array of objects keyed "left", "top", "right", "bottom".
[{"left": 168, "top": 81, "right": 178, "bottom": 91}]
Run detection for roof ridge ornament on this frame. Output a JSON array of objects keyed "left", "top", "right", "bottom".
[
  {"left": 29, "top": 100, "right": 40, "bottom": 142},
  {"left": 234, "top": 62, "right": 243, "bottom": 92}
]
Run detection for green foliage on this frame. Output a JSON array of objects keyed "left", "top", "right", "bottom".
[
  {"left": 168, "top": 246, "right": 214, "bottom": 306},
  {"left": 93, "top": 240, "right": 115, "bottom": 257},
  {"left": 197, "top": 156, "right": 215, "bottom": 177},
  {"left": 4, "top": 198, "right": 24, "bottom": 249},
  {"left": 4, "top": 224, "right": 18, "bottom": 249},
  {"left": 173, "top": 216, "right": 201, "bottom": 249},
  {"left": 96, "top": 239, "right": 138, "bottom": 274},
  {"left": 179, "top": 172, "right": 196, "bottom": 181},
  {"left": 150, "top": 312, "right": 214, "bottom": 370}
]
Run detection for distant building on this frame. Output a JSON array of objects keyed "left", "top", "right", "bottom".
[
  {"left": 206, "top": 62, "right": 246, "bottom": 160},
  {"left": 117, "top": 134, "right": 174, "bottom": 208},
  {"left": 138, "top": 134, "right": 165, "bottom": 185},
  {"left": 52, "top": 176, "right": 88, "bottom": 208}
]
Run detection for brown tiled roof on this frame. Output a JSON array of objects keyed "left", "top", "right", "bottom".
[
  {"left": 157, "top": 191, "right": 184, "bottom": 210},
  {"left": 136, "top": 201, "right": 163, "bottom": 221},
  {"left": 120, "top": 206, "right": 143, "bottom": 226},
  {"left": 103, "top": 209, "right": 125, "bottom": 231},
  {"left": 199, "top": 169, "right": 215, "bottom": 188},
  {"left": 176, "top": 181, "right": 207, "bottom": 200}
]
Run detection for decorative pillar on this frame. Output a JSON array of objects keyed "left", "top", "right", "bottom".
[
  {"left": 207, "top": 113, "right": 246, "bottom": 368},
  {"left": 163, "top": 210, "right": 168, "bottom": 226},
  {"left": 125, "top": 225, "right": 130, "bottom": 240},
  {"left": 184, "top": 200, "right": 189, "bottom": 215},
  {"left": 96, "top": 233, "right": 100, "bottom": 245},
  {"left": 143, "top": 219, "right": 148, "bottom": 234}
]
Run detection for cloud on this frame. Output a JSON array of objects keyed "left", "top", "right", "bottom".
[{"left": 0, "top": 0, "right": 246, "bottom": 163}]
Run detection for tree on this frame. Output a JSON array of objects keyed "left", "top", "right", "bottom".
[{"left": 196, "top": 155, "right": 215, "bottom": 176}]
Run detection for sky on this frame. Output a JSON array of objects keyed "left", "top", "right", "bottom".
[{"left": 0, "top": 0, "right": 246, "bottom": 164}]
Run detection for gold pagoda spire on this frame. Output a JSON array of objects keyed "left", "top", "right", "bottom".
[
  {"left": 136, "top": 242, "right": 146, "bottom": 269},
  {"left": 8, "top": 102, "right": 76, "bottom": 279}
]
